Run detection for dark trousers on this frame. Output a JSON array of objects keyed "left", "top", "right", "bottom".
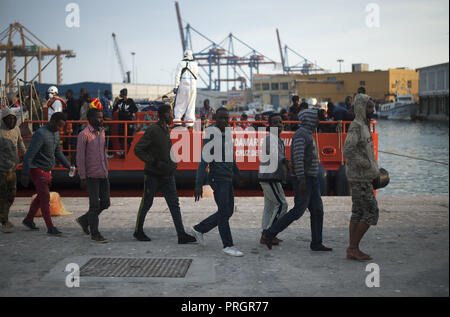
[
  {"left": 70, "top": 124, "right": 81, "bottom": 164},
  {"left": 0, "top": 170, "right": 16, "bottom": 223},
  {"left": 119, "top": 123, "right": 134, "bottom": 153},
  {"left": 104, "top": 123, "right": 113, "bottom": 152},
  {"left": 267, "top": 176, "right": 324, "bottom": 248},
  {"left": 135, "top": 175, "right": 186, "bottom": 237},
  {"left": 79, "top": 178, "right": 110, "bottom": 236},
  {"left": 194, "top": 180, "right": 235, "bottom": 248}
]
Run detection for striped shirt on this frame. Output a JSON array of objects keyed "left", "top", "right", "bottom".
[{"left": 291, "top": 109, "right": 319, "bottom": 184}]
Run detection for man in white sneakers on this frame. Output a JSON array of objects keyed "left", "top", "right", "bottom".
[{"left": 190, "top": 108, "right": 244, "bottom": 257}]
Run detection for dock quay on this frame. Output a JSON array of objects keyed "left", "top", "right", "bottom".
[{"left": 0, "top": 195, "right": 448, "bottom": 297}]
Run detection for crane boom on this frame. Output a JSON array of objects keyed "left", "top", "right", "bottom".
[
  {"left": 175, "top": 2, "right": 186, "bottom": 53},
  {"left": 112, "top": 32, "right": 130, "bottom": 83},
  {"left": 276, "top": 29, "right": 285, "bottom": 74}
]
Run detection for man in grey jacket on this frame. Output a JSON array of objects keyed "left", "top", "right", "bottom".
[
  {"left": 21, "top": 112, "right": 71, "bottom": 236},
  {"left": 0, "top": 108, "right": 26, "bottom": 233},
  {"left": 262, "top": 108, "right": 332, "bottom": 252},
  {"left": 343, "top": 94, "right": 379, "bottom": 261},
  {"left": 258, "top": 113, "right": 289, "bottom": 246}
]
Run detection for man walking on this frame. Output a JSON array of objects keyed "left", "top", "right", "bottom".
[
  {"left": 173, "top": 50, "right": 198, "bottom": 129},
  {"left": 262, "top": 108, "right": 332, "bottom": 252},
  {"left": 76, "top": 108, "right": 110, "bottom": 243},
  {"left": 258, "top": 113, "right": 289, "bottom": 246},
  {"left": 21, "top": 112, "right": 71, "bottom": 236},
  {"left": 0, "top": 108, "right": 26, "bottom": 233},
  {"left": 133, "top": 104, "right": 196, "bottom": 244},
  {"left": 189, "top": 107, "right": 244, "bottom": 257},
  {"left": 343, "top": 94, "right": 379, "bottom": 261}
]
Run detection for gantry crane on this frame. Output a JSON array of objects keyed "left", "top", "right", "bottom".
[
  {"left": 276, "top": 28, "right": 328, "bottom": 75},
  {"left": 0, "top": 22, "right": 75, "bottom": 94},
  {"left": 175, "top": 2, "right": 277, "bottom": 91},
  {"left": 112, "top": 32, "right": 131, "bottom": 84}
]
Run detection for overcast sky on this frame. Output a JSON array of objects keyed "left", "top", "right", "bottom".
[{"left": 1, "top": 0, "right": 448, "bottom": 88}]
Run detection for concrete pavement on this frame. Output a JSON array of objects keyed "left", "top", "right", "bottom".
[{"left": 0, "top": 196, "right": 448, "bottom": 297}]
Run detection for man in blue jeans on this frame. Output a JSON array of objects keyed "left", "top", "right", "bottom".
[
  {"left": 262, "top": 108, "right": 332, "bottom": 252},
  {"left": 189, "top": 107, "right": 244, "bottom": 257}
]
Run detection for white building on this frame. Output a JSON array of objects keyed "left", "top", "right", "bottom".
[{"left": 417, "top": 63, "right": 449, "bottom": 121}]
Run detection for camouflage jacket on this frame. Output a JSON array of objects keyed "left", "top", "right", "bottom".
[{"left": 343, "top": 94, "right": 379, "bottom": 182}]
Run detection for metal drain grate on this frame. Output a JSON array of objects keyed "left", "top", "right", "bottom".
[{"left": 79, "top": 258, "right": 193, "bottom": 278}]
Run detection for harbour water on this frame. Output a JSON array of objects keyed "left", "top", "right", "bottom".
[{"left": 375, "top": 119, "right": 449, "bottom": 196}]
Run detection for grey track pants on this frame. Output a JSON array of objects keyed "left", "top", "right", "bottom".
[{"left": 259, "top": 182, "right": 288, "bottom": 231}]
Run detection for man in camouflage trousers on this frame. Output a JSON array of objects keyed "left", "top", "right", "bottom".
[
  {"left": 0, "top": 108, "right": 26, "bottom": 233},
  {"left": 343, "top": 94, "right": 379, "bottom": 261}
]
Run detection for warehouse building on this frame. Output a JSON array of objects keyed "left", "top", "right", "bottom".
[
  {"left": 417, "top": 63, "right": 449, "bottom": 121},
  {"left": 252, "top": 65, "right": 419, "bottom": 108}
]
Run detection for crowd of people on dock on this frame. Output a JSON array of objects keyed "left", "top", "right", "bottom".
[
  {"left": 0, "top": 50, "right": 381, "bottom": 259},
  {"left": 0, "top": 81, "right": 380, "bottom": 260}
]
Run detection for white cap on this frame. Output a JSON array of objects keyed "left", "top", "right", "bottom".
[
  {"left": 47, "top": 86, "right": 58, "bottom": 94},
  {"left": 183, "top": 50, "right": 193, "bottom": 61}
]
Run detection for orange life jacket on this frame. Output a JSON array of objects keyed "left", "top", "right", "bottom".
[{"left": 47, "top": 96, "right": 67, "bottom": 112}]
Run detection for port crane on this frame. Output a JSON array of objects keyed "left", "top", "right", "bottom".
[
  {"left": 112, "top": 33, "right": 131, "bottom": 84},
  {"left": 175, "top": 2, "right": 277, "bottom": 91},
  {"left": 276, "top": 29, "right": 328, "bottom": 75},
  {"left": 0, "top": 22, "right": 75, "bottom": 94}
]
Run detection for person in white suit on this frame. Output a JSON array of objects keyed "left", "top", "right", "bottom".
[{"left": 173, "top": 50, "right": 198, "bottom": 128}]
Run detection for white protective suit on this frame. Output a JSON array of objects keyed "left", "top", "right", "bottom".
[{"left": 174, "top": 50, "right": 198, "bottom": 127}]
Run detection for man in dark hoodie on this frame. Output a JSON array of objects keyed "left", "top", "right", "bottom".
[
  {"left": 133, "top": 104, "right": 196, "bottom": 244},
  {"left": 189, "top": 107, "right": 244, "bottom": 257},
  {"left": 262, "top": 108, "right": 332, "bottom": 252},
  {"left": 343, "top": 94, "right": 379, "bottom": 261},
  {"left": 0, "top": 108, "right": 26, "bottom": 233}
]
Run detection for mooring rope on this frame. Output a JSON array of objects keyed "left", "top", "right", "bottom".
[{"left": 379, "top": 150, "right": 449, "bottom": 166}]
